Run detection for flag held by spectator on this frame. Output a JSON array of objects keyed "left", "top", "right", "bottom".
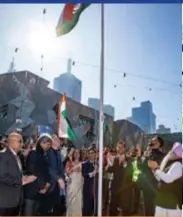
[
  {"left": 58, "top": 94, "right": 76, "bottom": 140},
  {"left": 56, "top": 3, "right": 90, "bottom": 37}
]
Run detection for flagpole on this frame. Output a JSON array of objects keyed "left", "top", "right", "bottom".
[
  {"left": 98, "top": 3, "right": 104, "bottom": 217},
  {"left": 40, "top": 8, "right": 46, "bottom": 74}
]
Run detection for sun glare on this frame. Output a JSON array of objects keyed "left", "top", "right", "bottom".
[
  {"left": 27, "top": 21, "right": 76, "bottom": 62},
  {"left": 28, "top": 22, "right": 58, "bottom": 56}
]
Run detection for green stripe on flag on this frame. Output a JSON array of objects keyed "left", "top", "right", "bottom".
[
  {"left": 68, "top": 127, "right": 77, "bottom": 141},
  {"left": 62, "top": 110, "right": 68, "bottom": 119},
  {"left": 61, "top": 110, "right": 76, "bottom": 141},
  {"left": 56, "top": 4, "right": 90, "bottom": 37}
]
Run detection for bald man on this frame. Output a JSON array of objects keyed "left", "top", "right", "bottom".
[{"left": 0, "top": 133, "right": 36, "bottom": 216}]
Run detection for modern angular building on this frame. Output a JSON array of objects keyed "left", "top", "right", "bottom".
[
  {"left": 128, "top": 101, "right": 156, "bottom": 134},
  {"left": 0, "top": 70, "right": 113, "bottom": 148},
  {"left": 112, "top": 119, "right": 145, "bottom": 148},
  {"left": 53, "top": 59, "right": 82, "bottom": 103},
  {"left": 88, "top": 98, "right": 100, "bottom": 110}
]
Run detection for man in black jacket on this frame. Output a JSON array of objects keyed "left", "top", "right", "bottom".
[
  {"left": 46, "top": 134, "right": 65, "bottom": 215},
  {"left": 0, "top": 133, "right": 36, "bottom": 216},
  {"left": 23, "top": 133, "right": 51, "bottom": 216},
  {"left": 106, "top": 141, "right": 131, "bottom": 216}
]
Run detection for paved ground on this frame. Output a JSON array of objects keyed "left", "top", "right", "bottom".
[{"left": 102, "top": 190, "right": 145, "bottom": 216}]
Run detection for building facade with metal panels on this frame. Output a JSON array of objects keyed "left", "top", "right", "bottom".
[{"left": 0, "top": 71, "right": 113, "bottom": 148}]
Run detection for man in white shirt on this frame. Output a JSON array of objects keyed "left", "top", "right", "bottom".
[{"left": 148, "top": 142, "right": 182, "bottom": 216}]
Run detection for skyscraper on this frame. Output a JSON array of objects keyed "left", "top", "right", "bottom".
[
  {"left": 88, "top": 98, "right": 115, "bottom": 118},
  {"left": 156, "top": 124, "right": 171, "bottom": 134},
  {"left": 88, "top": 98, "right": 100, "bottom": 110},
  {"left": 53, "top": 59, "right": 82, "bottom": 103},
  {"left": 129, "top": 100, "right": 156, "bottom": 134},
  {"left": 104, "top": 104, "right": 115, "bottom": 118}
]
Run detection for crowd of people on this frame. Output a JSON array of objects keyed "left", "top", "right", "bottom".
[{"left": 0, "top": 132, "right": 182, "bottom": 216}]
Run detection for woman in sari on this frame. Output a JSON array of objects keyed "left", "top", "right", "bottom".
[{"left": 65, "top": 149, "right": 83, "bottom": 216}]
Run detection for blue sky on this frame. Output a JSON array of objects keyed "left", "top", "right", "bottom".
[{"left": 0, "top": 4, "right": 181, "bottom": 131}]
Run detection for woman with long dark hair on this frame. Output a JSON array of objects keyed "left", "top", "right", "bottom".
[
  {"left": 65, "top": 149, "right": 83, "bottom": 216},
  {"left": 22, "top": 134, "right": 52, "bottom": 216},
  {"left": 148, "top": 142, "right": 182, "bottom": 216}
]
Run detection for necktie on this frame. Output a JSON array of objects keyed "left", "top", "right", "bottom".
[{"left": 16, "top": 155, "right": 22, "bottom": 172}]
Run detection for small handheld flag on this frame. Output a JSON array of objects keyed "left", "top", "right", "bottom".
[{"left": 58, "top": 94, "right": 76, "bottom": 141}]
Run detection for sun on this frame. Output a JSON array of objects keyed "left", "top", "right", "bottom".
[
  {"left": 28, "top": 21, "right": 58, "bottom": 56},
  {"left": 27, "top": 20, "right": 76, "bottom": 62}
]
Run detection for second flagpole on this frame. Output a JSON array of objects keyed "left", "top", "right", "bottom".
[{"left": 98, "top": 3, "right": 105, "bottom": 217}]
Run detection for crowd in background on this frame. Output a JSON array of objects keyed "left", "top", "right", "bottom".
[{"left": 0, "top": 132, "right": 182, "bottom": 216}]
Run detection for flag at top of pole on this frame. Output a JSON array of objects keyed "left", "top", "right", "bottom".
[
  {"left": 57, "top": 94, "right": 76, "bottom": 140},
  {"left": 56, "top": 3, "right": 90, "bottom": 37}
]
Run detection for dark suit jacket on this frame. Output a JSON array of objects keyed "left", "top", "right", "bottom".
[
  {"left": 47, "top": 148, "right": 65, "bottom": 192},
  {"left": 138, "top": 149, "right": 165, "bottom": 192},
  {"left": 82, "top": 160, "right": 98, "bottom": 215},
  {"left": 24, "top": 147, "right": 50, "bottom": 200},
  {"left": 107, "top": 156, "right": 126, "bottom": 194},
  {"left": 82, "top": 160, "right": 96, "bottom": 198},
  {"left": 0, "top": 148, "right": 23, "bottom": 208}
]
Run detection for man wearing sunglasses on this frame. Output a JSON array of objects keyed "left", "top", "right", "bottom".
[{"left": 0, "top": 132, "right": 37, "bottom": 216}]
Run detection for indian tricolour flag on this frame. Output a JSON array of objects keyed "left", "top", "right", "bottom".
[{"left": 58, "top": 94, "right": 76, "bottom": 140}]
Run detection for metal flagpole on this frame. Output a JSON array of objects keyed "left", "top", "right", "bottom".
[
  {"left": 40, "top": 8, "right": 46, "bottom": 75},
  {"left": 98, "top": 3, "right": 105, "bottom": 217}
]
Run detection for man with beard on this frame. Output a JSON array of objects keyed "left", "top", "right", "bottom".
[
  {"left": 138, "top": 135, "right": 165, "bottom": 216},
  {"left": 148, "top": 142, "right": 182, "bottom": 216}
]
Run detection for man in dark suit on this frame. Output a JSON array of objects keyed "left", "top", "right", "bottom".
[
  {"left": 0, "top": 132, "right": 36, "bottom": 216},
  {"left": 46, "top": 134, "right": 65, "bottom": 215},
  {"left": 82, "top": 147, "right": 98, "bottom": 216},
  {"left": 106, "top": 141, "right": 130, "bottom": 216}
]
